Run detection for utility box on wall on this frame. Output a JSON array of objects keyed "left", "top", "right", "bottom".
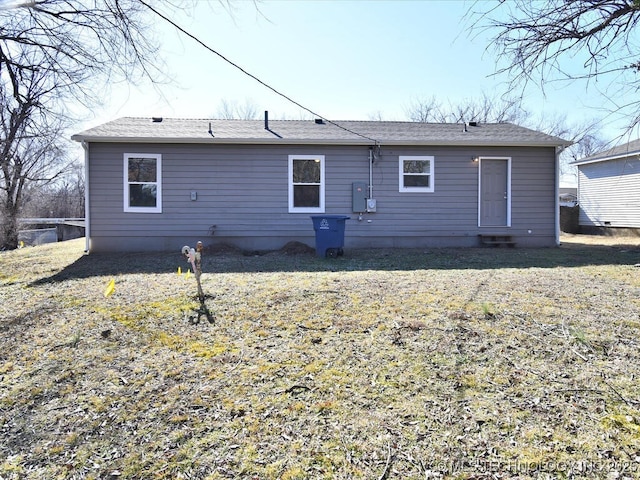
[
  {"left": 366, "top": 198, "right": 377, "bottom": 213},
  {"left": 352, "top": 182, "right": 367, "bottom": 213}
]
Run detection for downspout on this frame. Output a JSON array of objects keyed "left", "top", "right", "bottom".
[
  {"left": 554, "top": 145, "right": 564, "bottom": 247},
  {"left": 81, "top": 141, "right": 91, "bottom": 253}
]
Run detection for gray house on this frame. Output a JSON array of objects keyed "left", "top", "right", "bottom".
[
  {"left": 71, "top": 116, "right": 569, "bottom": 253},
  {"left": 573, "top": 138, "right": 640, "bottom": 231}
]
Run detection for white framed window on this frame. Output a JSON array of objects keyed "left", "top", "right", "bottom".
[
  {"left": 288, "top": 155, "right": 325, "bottom": 213},
  {"left": 124, "top": 153, "right": 162, "bottom": 213},
  {"left": 399, "top": 155, "right": 434, "bottom": 192}
]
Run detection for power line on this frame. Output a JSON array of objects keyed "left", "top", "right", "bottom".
[{"left": 139, "top": 0, "right": 379, "bottom": 144}]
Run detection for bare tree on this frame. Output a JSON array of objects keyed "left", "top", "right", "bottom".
[
  {"left": 405, "top": 95, "right": 444, "bottom": 123},
  {"left": 470, "top": 0, "right": 640, "bottom": 130},
  {"left": 535, "top": 113, "right": 607, "bottom": 183},
  {"left": 0, "top": 0, "right": 166, "bottom": 108},
  {"left": 0, "top": 61, "right": 74, "bottom": 248},
  {"left": 405, "top": 92, "right": 529, "bottom": 124},
  {"left": 0, "top": 0, "right": 186, "bottom": 248},
  {"left": 215, "top": 99, "right": 260, "bottom": 120},
  {"left": 21, "top": 162, "right": 85, "bottom": 219}
]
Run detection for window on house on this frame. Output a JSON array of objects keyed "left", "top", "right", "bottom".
[
  {"left": 124, "top": 153, "right": 162, "bottom": 213},
  {"left": 399, "top": 156, "right": 434, "bottom": 192},
  {"left": 289, "top": 155, "right": 325, "bottom": 213}
]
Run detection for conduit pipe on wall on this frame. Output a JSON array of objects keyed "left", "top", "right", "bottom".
[{"left": 368, "top": 146, "right": 374, "bottom": 201}]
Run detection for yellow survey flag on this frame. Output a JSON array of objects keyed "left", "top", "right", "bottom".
[
  {"left": 185, "top": 269, "right": 191, "bottom": 280},
  {"left": 177, "top": 266, "right": 182, "bottom": 276},
  {"left": 104, "top": 278, "right": 115, "bottom": 298}
]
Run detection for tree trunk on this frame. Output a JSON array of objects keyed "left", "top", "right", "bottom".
[{"left": 1, "top": 204, "right": 19, "bottom": 250}]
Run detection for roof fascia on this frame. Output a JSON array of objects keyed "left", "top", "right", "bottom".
[
  {"left": 70, "top": 135, "right": 566, "bottom": 148},
  {"left": 572, "top": 150, "right": 640, "bottom": 166}
]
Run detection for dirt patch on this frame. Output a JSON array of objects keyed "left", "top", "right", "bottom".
[
  {"left": 204, "top": 242, "right": 244, "bottom": 255},
  {"left": 205, "top": 241, "right": 314, "bottom": 257},
  {"left": 278, "top": 240, "right": 315, "bottom": 255}
]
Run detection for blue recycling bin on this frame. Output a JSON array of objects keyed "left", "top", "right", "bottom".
[{"left": 311, "top": 215, "right": 350, "bottom": 258}]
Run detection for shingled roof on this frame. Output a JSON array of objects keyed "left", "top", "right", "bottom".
[
  {"left": 72, "top": 117, "right": 569, "bottom": 147},
  {"left": 573, "top": 138, "right": 640, "bottom": 165}
]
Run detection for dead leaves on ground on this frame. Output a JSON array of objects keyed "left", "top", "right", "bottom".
[{"left": 1, "top": 240, "right": 640, "bottom": 478}]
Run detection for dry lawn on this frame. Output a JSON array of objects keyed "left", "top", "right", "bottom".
[{"left": 1, "top": 236, "right": 640, "bottom": 479}]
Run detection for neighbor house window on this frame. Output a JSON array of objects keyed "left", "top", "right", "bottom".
[
  {"left": 124, "top": 153, "right": 162, "bottom": 213},
  {"left": 399, "top": 155, "right": 434, "bottom": 192},
  {"left": 288, "top": 155, "right": 325, "bottom": 213}
]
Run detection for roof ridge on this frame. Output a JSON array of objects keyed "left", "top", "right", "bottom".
[{"left": 114, "top": 116, "right": 514, "bottom": 126}]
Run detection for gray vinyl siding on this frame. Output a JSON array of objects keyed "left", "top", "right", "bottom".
[
  {"left": 87, "top": 142, "right": 557, "bottom": 252},
  {"left": 578, "top": 157, "right": 640, "bottom": 228}
]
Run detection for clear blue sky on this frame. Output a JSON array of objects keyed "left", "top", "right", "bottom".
[{"left": 86, "top": 0, "right": 607, "bottom": 136}]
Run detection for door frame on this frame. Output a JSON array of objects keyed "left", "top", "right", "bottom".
[{"left": 478, "top": 156, "right": 511, "bottom": 227}]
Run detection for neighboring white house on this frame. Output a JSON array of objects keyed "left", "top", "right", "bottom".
[{"left": 573, "top": 139, "right": 640, "bottom": 230}]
